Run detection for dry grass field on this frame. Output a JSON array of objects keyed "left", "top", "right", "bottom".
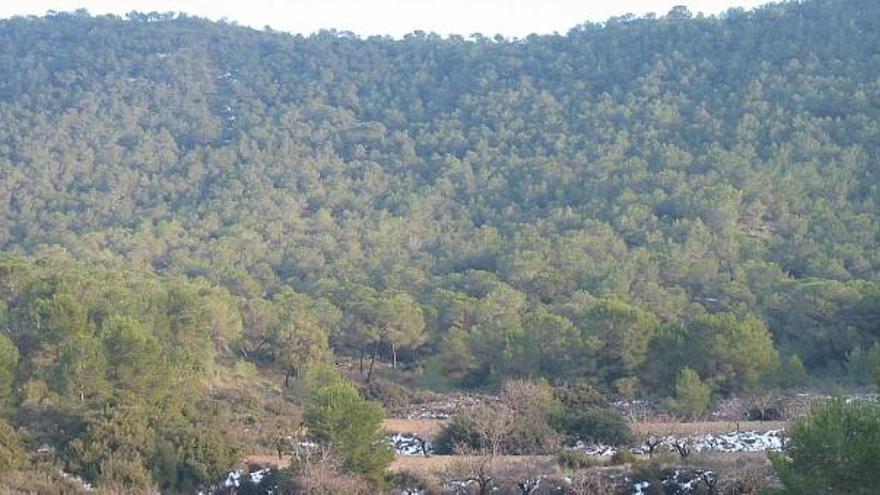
[
  {"left": 389, "top": 455, "right": 558, "bottom": 475},
  {"left": 383, "top": 418, "right": 449, "bottom": 437},
  {"left": 630, "top": 421, "right": 790, "bottom": 437},
  {"left": 241, "top": 419, "right": 788, "bottom": 477}
]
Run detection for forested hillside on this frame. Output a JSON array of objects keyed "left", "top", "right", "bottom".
[
  {"left": 3, "top": 0, "right": 880, "bottom": 382},
  {"left": 0, "top": 0, "right": 879, "bottom": 489}
]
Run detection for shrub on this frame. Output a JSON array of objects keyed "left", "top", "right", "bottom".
[
  {"left": 433, "top": 412, "right": 482, "bottom": 455},
  {"left": 552, "top": 381, "right": 606, "bottom": 410},
  {"left": 504, "top": 413, "right": 561, "bottom": 454},
  {"left": 668, "top": 367, "right": 711, "bottom": 419},
  {"left": 771, "top": 399, "right": 880, "bottom": 494},
  {"left": 556, "top": 448, "right": 599, "bottom": 469},
  {"left": 610, "top": 449, "right": 638, "bottom": 466},
  {"left": 0, "top": 418, "right": 25, "bottom": 472},
  {"left": 551, "top": 407, "right": 632, "bottom": 446},
  {"left": 434, "top": 403, "right": 560, "bottom": 455},
  {"left": 98, "top": 456, "right": 156, "bottom": 492},
  {"left": 303, "top": 382, "right": 393, "bottom": 483},
  {"left": 362, "top": 378, "right": 411, "bottom": 409},
  {"left": 290, "top": 363, "right": 345, "bottom": 404},
  {"left": 773, "top": 355, "right": 809, "bottom": 388}
]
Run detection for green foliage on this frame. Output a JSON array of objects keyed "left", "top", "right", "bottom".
[
  {"left": 432, "top": 413, "right": 483, "bottom": 455},
  {"left": 501, "top": 416, "right": 562, "bottom": 455},
  {"left": 0, "top": 258, "right": 243, "bottom": 490},
  {"left": 846, "top": 343, "right": 880, "bottom": 386},
  {"left": 771, "top": 399, "right": 880, "bottom": 494},
  {"left": 97, "top": 456, "right": 155, "bottom": 492},
  {"left": 290, "top": 362, "right": 346, "bottom": 404},
  {"left": 102, "top": 316, "right": 167, "bottom": 397},
  {"left": 552, "top": 381, "right": 607, "bottom": 410},
  {"left": 0, "top": 2, "right": 879, "bottom": 485},
  {"left": 0, "top": 2, "right": 874, "bottom": 395},
  {"left": 551, "top": 407, "right": 633, "bottom": 446},
  {"left": 303, "top": 382, "right": 393, "bottom": 483},
  {"left": 646, "top": 314, "right": 779, "bottom": 395},
  {"left": 691, "top": 314, "right": 780, "bottom": 394},
  {"left": 0, "top": 334, "right": 18, "bottom": 401},
  {"left": 362, "top": 378, "right": 412, "bottom": 409},
  {"left": 552, "top": 380, "right": 632, "bottom": 445},
  {"left": 70, "top": 394, "right": 240, "bottom": 491},
  {"left": 775, "top": 355, "right": 810, "bottom": 388},
  {"left": 69, "top": 396, "right": 156, "bottom": 486},
  {"left": 669, "top": 367, "right": 711, "bottom": 419},
  {"left": 875, "top": 360, "right": 880, "bottom": 389},
  {"left": 0, "top": 418, "right": 25, "bottom": 472},
  {"left": 437, "top": 381, "right": 566, "bottom": 455},
  {"left": 581, "top": 297, "right": 659, "bottom": 385}
]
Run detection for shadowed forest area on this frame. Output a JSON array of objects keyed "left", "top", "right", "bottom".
[{"left": 0, "top": 0, "right": 878, "bottom": 492}]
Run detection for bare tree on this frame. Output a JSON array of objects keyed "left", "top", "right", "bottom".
[
  {"left": 699, "top": 470, "right": 719, "bottom": 494},
  {"left": 643, "top": 435, "right": 663, "bottom": 457},
  {"left": 459, "top": 403, "right": 515, "bottom": 457},
  {"left": 568, "top": 472, "right": 620, "bottom": 495},
  {"left": 442, "top": 403, "right": 518, "bottom": 495},
  {"left": 500, "top": 379, "right": 554, "bottom": 415},
  {"left": 446, "top": 451, "right": 498, "bottom": 495},
  {"left": 288, "top": 445, "right": 371, "bottom": 495},
  {"left": 671, "top": 439, "right": 692, "bottom": 459}
]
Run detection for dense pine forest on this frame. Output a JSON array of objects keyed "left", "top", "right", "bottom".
[{"left": 0, "top": 0, "right": 879, "bottom": 492}]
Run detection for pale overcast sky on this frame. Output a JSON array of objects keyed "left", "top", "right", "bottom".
[{"left": 0, "top": 0, "right": 773, "bottom": 37}]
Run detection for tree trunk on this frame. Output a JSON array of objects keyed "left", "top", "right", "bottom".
[
  {"left": 391, "top": 343, "right": 397, "bottom": 371},
  {"left": 359, "top": 347, "right": 365, "bottom": 375},
  {"left": 366, "top": 340, "right": 380, "bottom": 383},
  {"left": 285, "top": 367, "right": 293, "bottom": 388}
]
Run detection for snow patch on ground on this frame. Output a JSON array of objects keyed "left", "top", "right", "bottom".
[
  {"left": 389, "top": 433, "right": 432, "bottom": 456},
  {"left": 203, "top": 468, "right": 273, "bottom": 494},
  {"left": 631, "top": 469, "right": 716, "bottom": 495},
  {"left": 578, "top": 429, "right": 786, "bottom": 456}
]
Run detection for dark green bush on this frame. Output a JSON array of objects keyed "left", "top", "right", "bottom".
[
  {"left": 361, "top": 378, "right": 411, "bottom": 409},
  {"left": 552, "top": 407, "right": 632, "bottom": 446},
  {"left": 432, "top": 413, "right": 482, "bottom": 455},
  {"left": 553, "top": 382, "right": 607, "bottom": 410},
  {"left": 434, "top": 404, "right": 560, "bottom": 455},
  {"left": 771, "top": 399, "right": 880, "bottom": 494}
]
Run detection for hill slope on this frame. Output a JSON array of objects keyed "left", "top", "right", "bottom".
[{"left": 0, "top": 1, "right": 879, "bottom": 385}]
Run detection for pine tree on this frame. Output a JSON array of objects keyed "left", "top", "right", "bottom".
[
  {"left": 303, "top": 382, "right": 393, "bottom": 484},
  {"left": 672, "top": 367, "right": 711, "bottom": 419}
]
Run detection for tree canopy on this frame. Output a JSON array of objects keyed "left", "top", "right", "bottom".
[{"left": 0, "top": 0, "right": 879, "bottom": 488}]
